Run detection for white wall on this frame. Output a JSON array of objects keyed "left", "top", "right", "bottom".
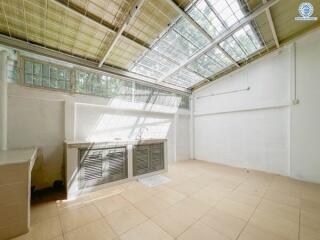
[
  {"left": 291, "top": 30, "right": 320, "bottom": 183},
  {"left": 194, "top": 47, "right": 291, "bottom": 176},
  {"left": 75, "top": 104, "right": 176, "bottom": 163},
  {"left": 8, "top": 96, "right": 65, "bottom": 189},
  {"left": 193, "top": 29, "right": 320, "bottom": 183},
  {"left": 6, "top": 84, "right": 190, "bottom": 189}
]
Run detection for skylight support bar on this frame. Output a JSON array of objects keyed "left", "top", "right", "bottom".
[
  {"left": 216, "top": 45, "right": 240, "bottom": 67},
  {"left": 164, "top": 0, "right": 212, "bottom": 41},
  {"left": 262, "top": 0, "right": 279, "bottom": 48},
  {"left": 159, "top": 0, "right": 280, "bottom": 83},
  {"left": 98, "top": 0, "right": 146, "bottom": 67},
  {"left": 51, "top": 0, "right": 150, "bottom": 51},
  {"left": 203, "top": 0, "right": 241, "bottom": 67}
]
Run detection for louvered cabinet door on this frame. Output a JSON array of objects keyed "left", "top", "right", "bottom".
[
  {"left": 150, "top": 143, "right": 164, "bottom": 172},
  {"left": 104, "top": 147, "right": 128, "bottom": 182},
  {"left": 133, "top": 145, "right": 150, "bottom": 176},
  {"left": 79, "top": 149, "right": 103, "bottom": 189}
]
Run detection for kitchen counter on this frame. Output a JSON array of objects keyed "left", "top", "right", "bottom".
[
  {"left": 0, "top": 148, "right": 37, "bottom": 166},
  {"left": 0, "top": 147, "right": 37, "bottom": 240},
  {"left": 65, "top": 138, "right": 167, "bottom": 149},
  {"left": 64, "top": 139, "right": 167, "bottom": 199}
]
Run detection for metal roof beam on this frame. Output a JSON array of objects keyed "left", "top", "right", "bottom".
[
  {"left": 51, "top": 0, "right": 150, "bottom": 50},
  {"left": 98, "top": 0, "right": 146, "bottom": 67},
  {"left": 158, "top": 0, "right": 280, "bottom": 83},
  {"left": 263, "top": 0, "right": 280, "bottom": 48}
]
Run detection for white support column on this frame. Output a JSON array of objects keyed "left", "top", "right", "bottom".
[
  {"left": 64, "top": 100, "right": 76, "bottom": 141},
  {"left": 189, "top": 96, "right": 195, "bottom": 160},
  {"left": 173, "top": 113, "right": 178, "bottom": 163},
  {"left": 0, "top": 50, "right": 8, "bottom": 150}
]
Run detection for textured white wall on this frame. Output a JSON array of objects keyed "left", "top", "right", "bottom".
[
  {"left": 193, "top": 46, "right": 291, "bottom": 176},
  {"left": 75, "top": 104, "right": 177, "bottom": 163},
  {"left": 193, "top": 29, "right": 320, "bottom": 183},
  {"left": 291, "top": 30, "right": 320, "bottom": 183},
  {"left": 6, "top": 85, "right": 190, "bottom": 188},
  {"left": 8, "top": 96, "right": 65, "bottom": 189}
]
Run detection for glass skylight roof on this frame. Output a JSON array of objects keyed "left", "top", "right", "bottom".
[
  {"left": 165, "top": 68, "right": 203, "bottom": 88},
  {"left": 220, "top": 24, "right": 263, "bottom": 61},
  {"left": 130, "top": 0, "right": 265, "bottom": 89},
  {"left": 186, "top": 47, "right": 233, "bottom": 78}
]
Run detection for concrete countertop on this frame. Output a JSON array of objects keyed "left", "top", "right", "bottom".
[
  {"left": 65, "top": 138, "right": 167, "bottom": 148},
  {"left": 0, "top": 148, "right": 37, "bottom": 167}
]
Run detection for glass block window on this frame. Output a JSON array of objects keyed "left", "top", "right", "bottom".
[
  {"left": 7, "top": 58, "right": 18, "bottom": 83},
  {"left": 75, "top": 69, "right": 133, "bottom": 101},
  {"left": 20, "top": 57, "right": 190, "bottom": 110},
  {"left": 23, "top": 58, "right": 71, "bottom": 91}
]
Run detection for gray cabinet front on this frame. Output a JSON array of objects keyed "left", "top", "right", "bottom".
[
  {"left": 79, "top": 146, "right": 128, "bottom": 189},
  {"left": 133, "top": 143, "right": 164, "bottom": 176}
]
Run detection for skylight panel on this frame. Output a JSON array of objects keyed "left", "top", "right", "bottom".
[
  {"left": 165, "top": 69, "right": 203, "bottom": 88},
  {"left": 207, "top": 0, "right": 245, "bottom": 27},
  {"left": 131, "top": 64, "right": 164, "bottom": 79},
  {"left": 188, "top": 0, "right": 225, "bottom": 38},
  {"left": 207, "top": 48, "right": 233, "bottom": 67},
  {"left": 220, "top": 37, "right": 246, "bottom": 61},
  {"left": 174, "top": 18, "right": 210, "bottom": 48},
  {"left": 187, "top": 55, "right": 222, "bottom": 77}
]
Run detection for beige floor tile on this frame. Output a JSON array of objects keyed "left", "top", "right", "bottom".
[
  {"left": 264, "top": 190, "right": 301, "bottom": 208},
  {"left": 301, "top": 199, "right": 320, "bottom": 215},
  {"left": 64, "top": 218, "right": 117, "bottom": 240},
  {"left": 151, "top": 206, "right": 197, "bottom": 237},
  {"left": 56, "top": 195, "right": 91, "bottom": 215},
  {"left": 226, "top": 190, "right": 261, "bottom": 207},
  {"left": 172, "top": 198, "right": 211, "bottom": 220},
  {"left": 190, "top": 174, "right": 217, "bottom": 187},
  {"left": 153, "top": 189, "right": 186, "bottom": 205},
  {"left": 300, "top": 225, "right": 320, "bottom": 240},
  {"left": 250, "top": 209, "right": 299, "bottom": 240},
  {"left": 105, "top": 206, "right": 147, "bottom": 235},
  {"left": 94, "top": 195, "right": 131, "bottom": 216},
  {"left": 200, "top": 208, "right": 246, "bottom": 240},
  {"left": 134, "top": 196, "right": 170, "bottom": 218},
  {"left": 257, "top": 199, "right": 300, "bottom": 223},
  {"left": 53, "top": 236, "right": 64, "bottom": 240},
  {"left": 13, "top": 216, "right": 62, "bottom": 240},
  {"left": 216, "top": 199, "right": 255, "bottom": 221},
  {"left": 60, "top": 204, "right": 102, "bottom": 233},
  {"left": 169, "top": 180, "right": 204, "bottom": 196},
  {"left": 177, "top": 221, "right": 230, "bottom": 240},
  {"left": 238, "top": 224, "right": 288, "bottom": 240},
  {"left": 190, "top": 186, "right": 227, "bottom": 206},
  {"left": 120, "top": 220, "right": 173, "bottom": 240},
  {"left": 121, "top": 187, "right": 151, "bottom": 204},
  {"left": 86, "top": 185, "right": 125, "bottom": 201},
  {"left": 236, "top": 182, "right": 267, "bottom": 197},
  {"left": 300, "top": 211, "right": 320, "bottom": 232},
  {"left": 31, "top": 202, "right": 58, "bottom": 225}
]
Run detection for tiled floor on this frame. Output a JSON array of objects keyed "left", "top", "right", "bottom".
[{"left": 13, "top": 160, "right": 320, "bottom": 240}]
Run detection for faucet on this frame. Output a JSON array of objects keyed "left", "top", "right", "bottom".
[{"left": 136, "top": 127, "right": 149, "bottom": 140}]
